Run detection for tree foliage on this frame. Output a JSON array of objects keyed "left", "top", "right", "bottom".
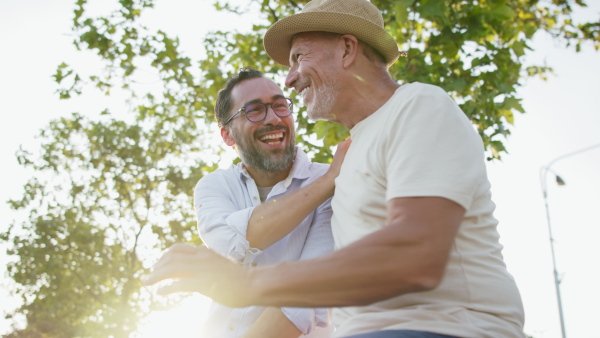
[{"left": 2, "top": 0, "right": 598, "bottom": 336}]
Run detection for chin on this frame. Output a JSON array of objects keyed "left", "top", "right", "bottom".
[{"left": 308, "top": 110, "right": 333, "bottom": 121}]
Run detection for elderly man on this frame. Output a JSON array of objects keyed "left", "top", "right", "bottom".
[
  {"left": 145, "top": 1, "right": 525, "bottom": 337},
  {"left": 194, "top": 67, "right": 345, "bottom": 337}
]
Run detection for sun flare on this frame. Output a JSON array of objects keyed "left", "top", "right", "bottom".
[{"left": 134, "top": 295, "right": 211, "bottom": 338}]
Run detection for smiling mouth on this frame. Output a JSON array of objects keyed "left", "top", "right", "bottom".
[
  {"left": 299, "top": 86, "right": 310, "bottom": 97},
  {"left": 259, "top": 132, "right": 284, "bottom": 144}
]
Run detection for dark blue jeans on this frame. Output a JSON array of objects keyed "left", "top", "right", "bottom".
[{"left": 343, "top": 330, "right": 458, "bottom": 338}]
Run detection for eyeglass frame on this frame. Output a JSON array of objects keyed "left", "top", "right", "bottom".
[{"left": 222, "top": 97, "right": 294, "bottom": 126}]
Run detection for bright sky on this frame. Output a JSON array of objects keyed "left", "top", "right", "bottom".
[{"left": 1, "top": 1, "right": 599, "bottom": 338}]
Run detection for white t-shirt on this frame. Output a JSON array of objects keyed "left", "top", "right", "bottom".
[{"left": 331, "top": 83, "right": 525, "bottom": 337}]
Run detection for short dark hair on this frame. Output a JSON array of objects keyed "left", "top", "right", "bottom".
[{"left": 215, "top": 67, "right": 264, "bottom": 127}]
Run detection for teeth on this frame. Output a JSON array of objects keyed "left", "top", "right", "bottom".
[
  {"left": 299, "top": 87, "right": 310, "bottom": 96},
  {"left": 259, "top": 133, "right": 283, "bottom": 141}
]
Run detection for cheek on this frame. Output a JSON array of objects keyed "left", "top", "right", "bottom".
[
  {"left": 282, "top": 118, "right": 295, "bottom": 134},
  {"left": 229, "top": 124, "right": 250, "bottom": 143},
  {"left": 283, "top": 115, "right": 295, "bottom": 126}
]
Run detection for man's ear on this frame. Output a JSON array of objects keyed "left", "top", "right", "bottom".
[
  {"left": 340, "top": 34, "right": 359, "bottom": 69},
  {"left": 221, "top": 127, "right": 236, "bottom": 146}
]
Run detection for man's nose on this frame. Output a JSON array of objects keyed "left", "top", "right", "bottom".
[
  {"left": 285, "top": 68, "right": 297, "bottom": 89},
  {"left": 262, "top": 106, "right": 282, "bottom": 125}
]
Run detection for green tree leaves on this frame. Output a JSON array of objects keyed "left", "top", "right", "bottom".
[
  {"left": 2, "top": 0, "right": 598, "bottom": 336},
  {"left": 3, "top": 111, "right": 206, "bottom": 336}
]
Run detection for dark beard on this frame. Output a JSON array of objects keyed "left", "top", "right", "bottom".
[{"left": 232, "top": 126, "right": 296, "bottom": 172}]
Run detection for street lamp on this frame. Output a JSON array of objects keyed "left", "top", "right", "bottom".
[{"left": 539, "top": 142, "right": 600, "bottom": 338}]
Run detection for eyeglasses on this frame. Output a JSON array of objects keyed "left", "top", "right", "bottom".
[{"left": 223, "top": 97, "right": 294, "bottom": 126}]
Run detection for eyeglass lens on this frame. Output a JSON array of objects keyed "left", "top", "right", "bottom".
[{"left": 244, "top": 98, "right": 292, "bottom": 122}]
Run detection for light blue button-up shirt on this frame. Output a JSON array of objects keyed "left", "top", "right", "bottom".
[{"left": 194, "top": 147, "right": 334, "bottom": 337}]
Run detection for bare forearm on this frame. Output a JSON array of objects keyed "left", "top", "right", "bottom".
[
  {"left": 246, "top": 174, "right": 334, "bottom": 249},
  {"left": 248, "top": 227, "right": 435, "bottom": 307},
  {"left": 244, "top": 197, "right": 464, "bottom": 308},
  {"left": 246, "top": 138, "right": 351, "bottom": 250},
  {"left": 144, "top": 196, "right": 463, "bottom": 310},
  {"left": 146, "top": 225, "right": 445, "bottom": 308}
]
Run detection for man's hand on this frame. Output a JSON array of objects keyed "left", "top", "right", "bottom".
[
  {"left": 143, "top": 243, "right": 251, "bottom": 307},
  {"left": 144, "top": 196, "right": 464, "bottom": 309},
  {"left": 245, "top": 138, "right": 351, "bottom": 250},
  {"left": 324, "top": 137, "right": 351, "bottom": 181}
]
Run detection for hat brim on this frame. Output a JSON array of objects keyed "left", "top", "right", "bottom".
[{"left": 264, "top": 12, "right": 400, "bottom": 67}]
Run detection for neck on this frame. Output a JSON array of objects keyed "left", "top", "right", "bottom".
[
  {"left": 244, "top": 164, "right": 292, "bottom": 187},
  {"left": 334, "top": 70, "right": 400, "bottom": 129}
]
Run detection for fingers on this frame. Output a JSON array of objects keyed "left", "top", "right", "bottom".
[
  {"left": 339, "top": 137, "right": 352, "bottom": 146},
  {"left": 144, "top": 258, "right": 200, "bottom": 286},
  {"left": 156, "top": 276, "right": 244, "bottom": 308},
  {"left": 151, "top": 243, "right": 204, "bottom": 271},
  {"left": 167, "top": 243, "right": 203, "bottom": 254},
  {"left": 143, "top": 245, "right": 230, "bottom": 287},
  {"left": 143, "top": 244, "right": 204, "bottom": 286},
  {"left": 141, "top": 245, "right": 251, "bottom": 307},
  {"left": 328, "top": 137, "right": 352, "bottom": 177},
  {"left": 336, "top": 137, "right": 352, "bottom": 154},
  {"left": 155, "top": 278, "right": 209, "bottom": 296}
]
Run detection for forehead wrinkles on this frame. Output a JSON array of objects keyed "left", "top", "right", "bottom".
[{"left": 291, "top": 32, "right": 338, "bottom": 57}]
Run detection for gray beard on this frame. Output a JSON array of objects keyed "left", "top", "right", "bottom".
[
  {"left": 239, "top": 142, "right": 295, "bottom": 172},
  {"left": 308, "top": 79, "right": 339, "bottom": 121},
  {"left": 231, "top": 126, "right": 296, "bottom": 172}
]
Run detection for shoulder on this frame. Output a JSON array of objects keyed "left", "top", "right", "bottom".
[
  {"left": 195, "top": 165, "right": 240, "bottom": 191},
  {"left": 383, "top": 82, "right": 459, "bottom": 119},
  {"left": 395, "top": 82, "right": 449, "bottom": 100},
  {"left": 307, "top": 161, "right": 330, "bottom": 177},
  {"left": 294, "top": 147, "right": 330, "bottom": 178}
]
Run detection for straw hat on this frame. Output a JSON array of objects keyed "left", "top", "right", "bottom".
[{"left": 263, "top": 0, "right": 401, "bottom": 67}]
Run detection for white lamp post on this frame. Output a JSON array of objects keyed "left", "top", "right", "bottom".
[{"left": 539, "top": 142, "right": 600, "bottom": 338}]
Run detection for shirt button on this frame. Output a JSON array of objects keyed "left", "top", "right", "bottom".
[
  {"left": 253, "top": 196, "right": 258, "bottom": 200},
  {"left": 229, "top": 325, "right": 234, "bottom": 331},
  {"left": 252, "top": 262, "right": 257, "bottom": 267}
]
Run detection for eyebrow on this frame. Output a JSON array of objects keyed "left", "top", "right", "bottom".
[{"left": 242, "top": 94, "right": 286, "bottom": 107}]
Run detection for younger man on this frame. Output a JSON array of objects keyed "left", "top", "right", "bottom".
[{"left": 194, "top": 67, "right": 345, "bottom": 337}]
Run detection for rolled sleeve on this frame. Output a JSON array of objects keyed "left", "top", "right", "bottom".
[
  {"left": 194, "top": 174, "right": 263, "bottom": 264},
  {"left": 224, "top": 208, "right": 263, "bottom": 264},
  {"left": 196, "top": 150, "right": 335, "bottom": 337}
]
